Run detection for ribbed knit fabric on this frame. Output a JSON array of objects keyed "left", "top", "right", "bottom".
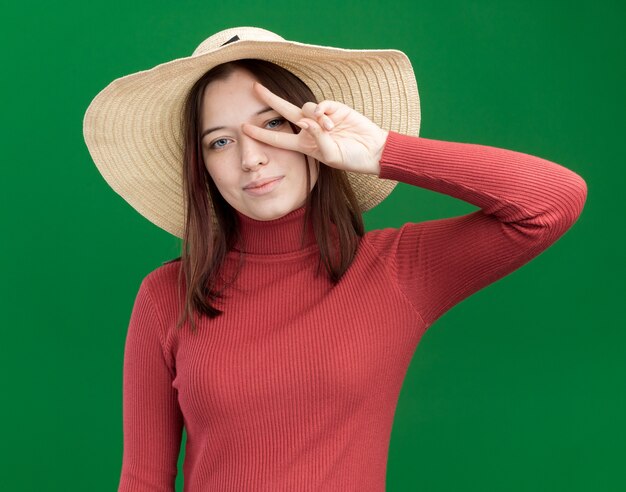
[{"left": 118, "top": 131, "right": 587, "bottom": 491}]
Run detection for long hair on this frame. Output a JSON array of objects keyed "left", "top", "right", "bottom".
[{"left": 174, "top": 59, "right": 364, "bottom": 333}]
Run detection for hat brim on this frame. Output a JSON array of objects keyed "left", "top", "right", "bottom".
[{"left": 83, "top": 38, "right": 421, "bottom": 239}]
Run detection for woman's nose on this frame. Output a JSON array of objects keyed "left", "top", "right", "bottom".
[{"left": 240, "top": 134, "right": 268, "bottom": 172}]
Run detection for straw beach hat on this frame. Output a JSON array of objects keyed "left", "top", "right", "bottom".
[{"left": 83, "top": 26, "right": 421, "bottom": 239}]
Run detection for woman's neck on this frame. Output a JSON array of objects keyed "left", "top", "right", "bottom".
[{"left": 232, "top": 205, "right": 318, "bottom": 254}]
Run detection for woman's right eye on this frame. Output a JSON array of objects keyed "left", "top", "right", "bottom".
[{"left": 210, "top": 138, "right": 231, "bottom": 150}]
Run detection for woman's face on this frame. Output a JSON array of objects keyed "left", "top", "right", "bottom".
[{"left": 200, "top": 67, "right": 319, "bottom": 221}]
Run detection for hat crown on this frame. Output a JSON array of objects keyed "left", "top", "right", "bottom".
[{"left": 192, "top": 27, "right": 285, "bottom": 56}]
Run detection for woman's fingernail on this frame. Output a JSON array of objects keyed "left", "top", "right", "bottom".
[
  {"left": 296, "top": 120, "right": 309, "bottom": 130},
  {"left": 324, "top": 119, "right": 333, "bottom": 130}
]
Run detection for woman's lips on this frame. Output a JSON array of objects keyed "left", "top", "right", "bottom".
[{"left": 243, "top": 176, "right": 284, "bottom": 196}]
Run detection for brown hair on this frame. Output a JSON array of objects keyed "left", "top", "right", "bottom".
[{"left": 173, "top": 59, "right": 364, "bottom": 333}]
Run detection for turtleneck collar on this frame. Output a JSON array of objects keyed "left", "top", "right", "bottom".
[{"left": 233, "top": 205, "right": 318, "bottom": 255}]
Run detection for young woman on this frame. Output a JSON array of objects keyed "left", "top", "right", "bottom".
[{"left": 83, "top": 27, "right": 587, "bottom": 492}]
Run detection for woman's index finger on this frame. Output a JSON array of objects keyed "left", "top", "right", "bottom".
[{"left": 253, "top": 82, "right": 303, "bottom": 123}]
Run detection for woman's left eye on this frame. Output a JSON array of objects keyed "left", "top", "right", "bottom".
[{"left": 266, "top": 118, "right": 285, "bottom": 129}]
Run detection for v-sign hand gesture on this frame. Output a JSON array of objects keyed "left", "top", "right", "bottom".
[{"left": 242, "top": 82, "right": 389, "bottom": 176}]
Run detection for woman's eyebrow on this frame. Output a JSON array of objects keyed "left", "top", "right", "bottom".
[{"left": 201, "top": 106, "right": 275, "bottom": 140}]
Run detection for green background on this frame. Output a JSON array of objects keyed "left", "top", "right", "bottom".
[{"left": 1, "top": 0, "right": 623, "bottom": 490}]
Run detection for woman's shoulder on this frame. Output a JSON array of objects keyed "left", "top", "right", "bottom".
[
  {"left": 140, "top": 256, "right": 183, "bottom": 293},
  {"left": 362, "top": 222, "right": 417, "bottom": 245},
  {"left": 358, "top": 221, "right": 428, "bottom": 263},
  {"left": 358, "top": 224, "right": 405, "bottom": 258}
]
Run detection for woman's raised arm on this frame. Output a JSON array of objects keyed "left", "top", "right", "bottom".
[{"left": 368, "top": 130, "right": 588, "bottom": 328}]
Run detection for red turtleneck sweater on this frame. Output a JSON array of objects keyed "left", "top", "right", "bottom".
[{"left": 117, "top": 131, "right": 587, "bottom": 491}]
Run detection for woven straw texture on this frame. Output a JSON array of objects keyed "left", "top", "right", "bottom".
[{"left": 83, "top": 27, "right": 421, "bottom": 238}]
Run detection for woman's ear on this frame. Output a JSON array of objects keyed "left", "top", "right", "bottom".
[{"left": 307, "top": 155, "right": 320, "bottom": 175}]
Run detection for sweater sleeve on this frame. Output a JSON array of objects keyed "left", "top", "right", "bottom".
[
  {"left": 376, "top": 130, "right": 588, "bottom": 328},
  {"left": 118, "top": 276, "right": 184, "bottom": 492}
]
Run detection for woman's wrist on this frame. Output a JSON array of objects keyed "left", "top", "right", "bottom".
[{"left": 369, "top": 128, "right": 389, "bottom": 175}]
